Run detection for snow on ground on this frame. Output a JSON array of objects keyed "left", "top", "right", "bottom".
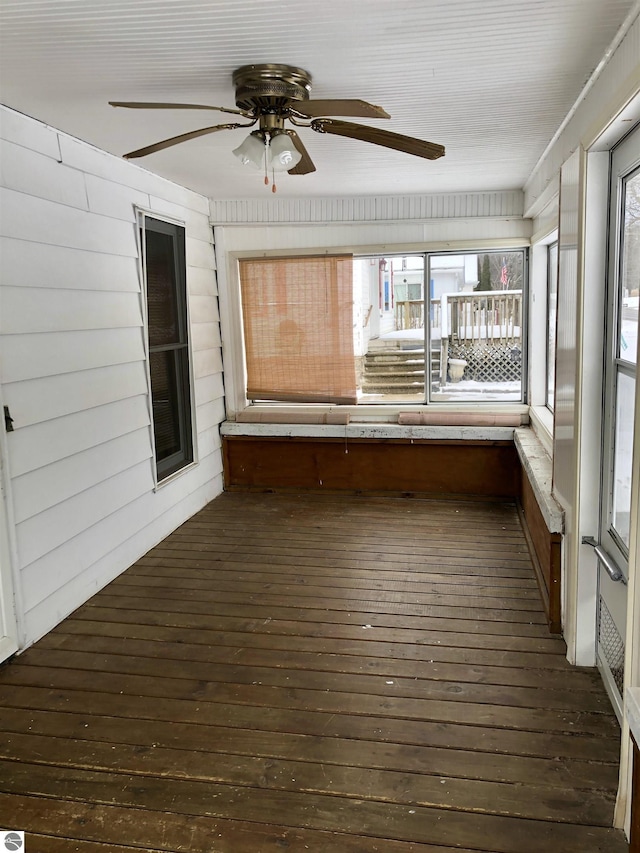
[
  {"left": 380, "top": 329, "right": 427, "bottom": 342},
  {"left": 621, "top": 316, "right": 638, "bottom": 360},
  {"left": 378, "top": 327, "right": 521, "bottom": 346},
  {"left": 433, "top": 380, "right": 522, "bottom": 401},
  {"left": 359, "top": 380, "right": 522, "bottom": 403}
]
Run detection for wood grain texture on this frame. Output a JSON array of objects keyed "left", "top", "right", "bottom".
[
  {"left": 0, "top": 491, "right": 625, "bottom": 852},
  {"left": 223, "top": 436, "right": 522, "bottom": 498},
  {"left": 519, "top": 470, "right": 562, "bottom": 632}
]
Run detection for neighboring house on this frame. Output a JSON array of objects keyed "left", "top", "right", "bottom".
[{"left": 0, "top": 7, "right": 639, "bottom": 841}]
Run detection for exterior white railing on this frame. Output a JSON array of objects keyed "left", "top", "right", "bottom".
[
  {"left": 395, "top": 290, "right": 522, "bottom": 344},
  {"left": 394, "top": 299, "right": 442, "bottom": 331},
  {"left": 442, "top": 290, "right": 522, "bottom": 343}
]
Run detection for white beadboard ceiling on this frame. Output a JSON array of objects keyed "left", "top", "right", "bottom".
[{"left": 0, "top": 0, "right": 636, "bottom": 201}]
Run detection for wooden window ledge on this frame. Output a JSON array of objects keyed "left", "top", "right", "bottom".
[
  {"left": 220, "top": 421, "right": 517, "bottom": 441},
  {"left": 514, "top": 427, "right": 564, "bottom": 534}
]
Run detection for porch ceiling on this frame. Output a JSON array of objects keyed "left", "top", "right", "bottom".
[{"left": 0, "top": 0, "right": 636, "bottom": 201}]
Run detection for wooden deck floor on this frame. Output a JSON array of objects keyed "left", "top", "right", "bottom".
[{"left": 0, "top": 492, "right": 627, "bottom": 852}]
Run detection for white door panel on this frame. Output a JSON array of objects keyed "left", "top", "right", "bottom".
[{"left": 597, "top": 125, "right": 640, "bottom": 718}]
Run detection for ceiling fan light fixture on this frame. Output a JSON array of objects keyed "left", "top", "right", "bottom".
[
  {"left": 232, "top": 130, "right": 266, "bottom": 168},
  {"left": 269, "top": 131, "right": 302, "bottom": 172},
  {"left": 112, "top": 63, "right": 444, "bottom": 179}
]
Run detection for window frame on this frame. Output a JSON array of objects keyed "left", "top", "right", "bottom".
[
  {"left": 218, "top": 239, "right": 530, "bottom": 422},
  {"left": 526, "top": 227, "right": 558, "bottom": 456},
  {"left": 425, "top": 248, "right": 528, "bottom": 405},
  {"left": 546, "top": 240, "right": 559, "bottom": 412},
  {"left": 601, "top": 153, "right": 640, "bottom": 563},
  {"left": 139, "top": 212, "right": 196, "bottom": 485}
]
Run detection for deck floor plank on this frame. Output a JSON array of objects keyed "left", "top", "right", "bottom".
[
  {"left": 0, "top": 492, "right": 627, "bottom": 852},
  {"left": 37, "top": 629, "right": 604, "bottom": 690},
  {"left": 0, "top": 685, "right": 620, "bottom": 764},
  {"left": 51, "top": 612, "right": 573, "bottom": 652},
  {"left": 72, "top": 599, "right": 566, "bottom": 639}
]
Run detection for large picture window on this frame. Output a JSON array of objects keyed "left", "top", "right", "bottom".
[
  {"left": 143, "top": 217, "right": 193, "bottom": 481},
  {"left": 238, "top": 247, "right": 526, "bottom": 406}
]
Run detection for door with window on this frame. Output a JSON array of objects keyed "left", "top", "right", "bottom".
[{"left": 597, "top": 126, "right": 640, "bottom": 719}]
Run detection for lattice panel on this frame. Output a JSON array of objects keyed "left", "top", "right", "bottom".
[
  {"left": 448, "top": 343, "right": 522, "bottom": 383},
  {"left": 598, "top": 596, "right": 625, "bottom": 697}
]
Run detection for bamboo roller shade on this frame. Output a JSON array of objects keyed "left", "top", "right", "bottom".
[{"left": 239, "top": 255, "right": 357, "bottom": 405}]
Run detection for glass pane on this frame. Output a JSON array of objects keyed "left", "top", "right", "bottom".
[
  {"left": 355, "top": 255, "right": 426, "bottom": 403},
  {"left": 430, "top": 251, "right": 525, "bottom": 402},
  {"left": 618, "top": 169, "right": 640, "bottom": 366},
  {"left": 546, "top": 242, "right": 558, "bottom": 410},
  {"left": 149, "top": 350, "right": 182, "bottom": 462},
  {"left": 146, "top": 230, "right": 180, "bottom": 347},
  {"left": 611, "top": 370, "right": 635, "bottom": 549}
]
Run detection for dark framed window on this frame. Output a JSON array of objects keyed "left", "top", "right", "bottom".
[{"left": 143, "top": 217, "right": 193, "bottom": 481}]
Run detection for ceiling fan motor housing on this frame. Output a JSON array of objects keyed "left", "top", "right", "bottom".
[{"left": 232, "top": 64, "right": 312, "bottom": 113}]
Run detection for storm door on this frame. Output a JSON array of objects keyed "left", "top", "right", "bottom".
[{"left": 595, "top": 125, "right": 640, "bottom": 719}]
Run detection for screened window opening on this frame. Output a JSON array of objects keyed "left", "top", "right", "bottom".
[
  {"left": 357, "top": 250, "right": 526, "bottom": 403},
  {"left": 609, "top": 166, "right": 640, "bottom": 551},
  {"left": 143, "top": 217, "right": 193, "bottom": 481},
  {"left": 428, "top": 251, "right": 525, "bottom": 402},
  {"left": 546, "top": 241, "right": 558, "bottom": 411},
  {"left": 239, "top": 248, "right": 526, "bottom": 406}
]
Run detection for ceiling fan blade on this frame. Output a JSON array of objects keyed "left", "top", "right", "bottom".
[
  {"left": 123, "top": 122, "right": 251, "bottom": 159},
  {"left": 286, "top": 130, "right": 316, "bottom": 175},
  {"left": 110, "top": 101, "right": 250, "bottom": 117},
  {"left": 311, "top": 119, "right": 445, "bottom": 160},
  {"left": 294, "top": 99, "right": 390, "bottom": 119}
]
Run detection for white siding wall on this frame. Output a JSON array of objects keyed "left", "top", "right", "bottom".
[{"left": 0, "top": 107, "right": 225, "bottom": 649}]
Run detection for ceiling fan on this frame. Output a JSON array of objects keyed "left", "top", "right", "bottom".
[{"left": 110, "top": 63, "right": 445, "bottom": 188}]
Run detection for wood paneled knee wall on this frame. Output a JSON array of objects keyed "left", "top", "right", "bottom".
[{"left": 222, "top": 436, "right": 521, "bottom": 499}]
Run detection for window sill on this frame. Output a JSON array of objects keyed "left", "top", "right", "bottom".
[
  {"left": 229, "top": 402, "right": 529, "bottom": 423},
  {"left": 153, "top": 459, "right": 199, "bottom": 491},
  {"left": 514, "top": 426, "right": 563, "bottom": 533},
  {"left": 221, "top": 421, "right": 518, "bottom": 442}
]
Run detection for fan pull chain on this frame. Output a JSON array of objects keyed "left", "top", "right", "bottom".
[{"left": 261, "top": 139, "right": 276, "bottom": 192}]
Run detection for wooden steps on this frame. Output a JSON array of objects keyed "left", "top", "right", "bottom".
[{"left": 361, "top": 346, "right": 441, "bottom": 393}]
